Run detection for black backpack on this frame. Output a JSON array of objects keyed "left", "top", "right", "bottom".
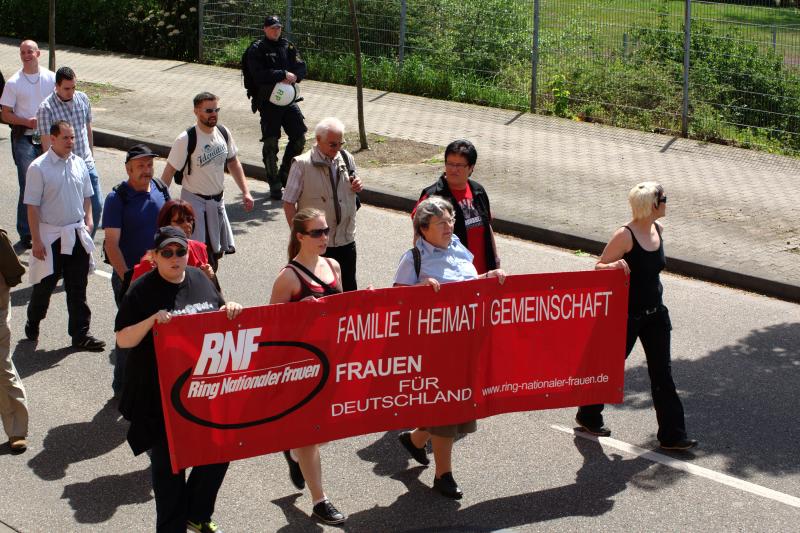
[
  {"left": 102, "top": 178, "right": 170, "bottom": 264},
  {"left": 174, "top": 124, "right": 230, "bottom": 185}
]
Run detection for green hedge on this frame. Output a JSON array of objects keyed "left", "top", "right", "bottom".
[{"left": 0, "top": 0, "right": 198, "bottom": 61}]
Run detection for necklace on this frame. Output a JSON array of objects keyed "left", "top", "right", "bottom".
[{"left": 21, "top": 71, "right": 40, "bottom": 85}]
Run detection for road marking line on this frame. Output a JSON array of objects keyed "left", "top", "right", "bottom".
[
  {"left": 94, "top": 269, "right": 111, "bottom": 279},
  {"left": 550, "top": 424, "right": 800, "bottom": 509}
]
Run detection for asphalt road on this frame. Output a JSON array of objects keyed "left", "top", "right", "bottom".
[{"left": 0, "top": 137, "right": 798, "bottom": 532}]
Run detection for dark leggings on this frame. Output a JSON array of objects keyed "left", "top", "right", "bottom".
[
  {"left": 577, "top": 305, "right": 687, "bottom": 444},
  {"left": 149, "top": 437, "right": 229, "bottom": 532}
]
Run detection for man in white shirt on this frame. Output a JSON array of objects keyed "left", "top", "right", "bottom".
[
  {"left": 0, "top": 40, "right": 56, "bottom": 248},
  {"left": 37, "top": 66, "right": 103, "bottom": 237},
  {"left": 24, "top": 120, "right": 105, "bottom": 352},
  {"left": 161, "top": 92, "right": 254, "bottom": 270}
]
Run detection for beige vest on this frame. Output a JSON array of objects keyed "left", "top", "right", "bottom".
[{"left": 294, "top": 148, "right": 357, "bottom": 246}]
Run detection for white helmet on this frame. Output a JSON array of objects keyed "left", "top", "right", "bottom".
[{"left": 269, "top": 82, "right": 299, "bottom": 106}]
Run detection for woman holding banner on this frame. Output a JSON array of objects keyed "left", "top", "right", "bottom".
[
  {"left": 393, "top": 196, "right": 506, "bottom": 499},
  {"left": 268, "top": 208, "right": 347, "bottom": 526},
  {"left": 574, "top": 182, "right": 697, "bottom": 451},
  {"left": 116, "top": 226, "right": 243, "bottom": 533}
]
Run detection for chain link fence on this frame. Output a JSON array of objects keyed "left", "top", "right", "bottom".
[{"left": 201, "top": 0, "right": 800, "bottom": 155}]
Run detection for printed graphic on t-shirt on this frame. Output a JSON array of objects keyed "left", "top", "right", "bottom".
[
  {"left": 198, "top": 141, "right": 228, "bottom": 167},
  {"left": 171, "top": 301, "right": 217, "bottom": 316},
  {"left": 458, "top": 197, "right": 482, "bottom": 229}
]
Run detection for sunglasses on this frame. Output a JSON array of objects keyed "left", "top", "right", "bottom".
[
  {"left": 203, "top": 107, "right": 221, "bottom": 114},
  {"left": 302, "top": 227, "right": 330, "bottom": 238},
  {"left": 158, "top": 247, "right": 188, "bottom": 259},
  {"left": 656, "top": 195, "right": 668, "bottom": 206}
]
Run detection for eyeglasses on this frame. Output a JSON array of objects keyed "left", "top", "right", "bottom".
[
  {"left": 302, "top": 227, "right": 330, "bottom": 238},
  {"left": 325, "top": 140, "right": 346, "bottom": 149},
  {"left": 158, "top": 247, "right": 188, "bottom": 259},
  {"left": 445, "top": 162, "right": 470, "bottom": 169},
  {"left": 203, "top": 107, "right": 221, "bottom": 114}
]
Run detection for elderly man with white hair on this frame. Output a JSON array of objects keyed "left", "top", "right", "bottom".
[{"left": 282, "top": 117, "right": 363, "bottom": 291}]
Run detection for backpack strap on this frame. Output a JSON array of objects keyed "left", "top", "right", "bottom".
[
  {"left": 184, "top": 126, "right": 197, "bottom": 176},
  {"left": 411, "top": 247, "right": 421, "bottom": 280},
  {"left": 151, "top": 178, "right": 170, "bottom": 202},
  {"left": 340, "top": 148, "right": 355, "bottom": 177},
  {"left": 111, "top": 181, "right": 129, "bottom": 205}
]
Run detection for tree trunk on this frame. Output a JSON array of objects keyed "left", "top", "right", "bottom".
[{"left": 347, "top": 0, "right": 369, "bottom": 150}]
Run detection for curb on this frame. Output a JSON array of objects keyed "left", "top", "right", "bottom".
[{"left": 94, "top": 128, "right": 799, "bottom": 304}]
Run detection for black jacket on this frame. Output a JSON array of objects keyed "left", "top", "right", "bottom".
[
  {"left": 246, "top": 37, "right": 307, "bottom": 104},
  {"left": 418, "top": 175, "right": 499, "bottom": 271}
]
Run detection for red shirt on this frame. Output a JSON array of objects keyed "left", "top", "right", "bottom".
[{"left": 450, "top": 186, "right": 488, "bottom": 274}]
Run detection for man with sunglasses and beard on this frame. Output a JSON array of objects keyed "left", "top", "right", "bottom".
[
  {"left": 161, "top": 92, "right": 254, "bottom": 272},
  {"left": 102, "top": 144, "right": 170, "bottom": 397},
  {"left": 282, "top": 117, "right": 363, "bottom": 292}
]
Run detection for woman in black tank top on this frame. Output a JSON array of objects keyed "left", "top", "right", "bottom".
[
  {"left": 267, "top": 208, "right": 347, "bottom": 526},
  {"left": 575, "top": 182, "right": 697, "bottom": 451}
]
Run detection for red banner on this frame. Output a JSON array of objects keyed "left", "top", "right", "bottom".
[{"left": 154, "top": 270, "right": 628, "bottom": 472}]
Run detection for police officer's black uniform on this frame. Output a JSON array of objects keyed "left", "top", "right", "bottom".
[{"left": 246, "top": 16, "right": 308, "bottom": 199}]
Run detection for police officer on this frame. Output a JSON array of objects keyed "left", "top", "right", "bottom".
[{"left": 246, "top": 15, "right": 308, "bottom": 200}]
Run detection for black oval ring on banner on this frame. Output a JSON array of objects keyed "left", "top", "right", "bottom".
[{"left": 170, "top": 341, "right": 330, "bottom": 429}]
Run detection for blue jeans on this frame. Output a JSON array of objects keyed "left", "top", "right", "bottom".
[
  {"left": 10, "top": 135, "right": 40, "bottom": 241},
  {"left": 87, "top": 167, "right": 103, "bottom": 238}
]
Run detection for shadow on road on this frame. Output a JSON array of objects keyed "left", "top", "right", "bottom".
[
  {"left": 334, "top": 437, "right": 672, "bottom": 532},
  {"left": 619, "top": 321, "right": 800, "bottom": 478},
  {"left": 62, "top": 467, "right": 153, "bottom": 523},
  {"left": 12, "top": 340, "right": 76, "bottom": 380},
  {"left": 27, "top": 398, "right": 127, "bottom": 480}
]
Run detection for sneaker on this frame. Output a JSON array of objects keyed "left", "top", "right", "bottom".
[
  {"left": 72, "top": 335, "right": 106, "bottom": 352},
  {"left": 575, "top": 417, "right": 611, "bottom": 437},
  {"left": 9, "top": 436, "right": 27, "bottom": 453},
  {"left": 398, "top": 431, "right": 430, "bottom": 466},
  {"left": 24, "top": 321, "right": 39, "bottom": 341},
  {"left": 659, "top": 438, "right": 698, "bottom": 451},
  {"left": 433, "top": 472, "right": 463, "bottom": 499},
  {"left": 312, "top": 499, "right": 347, "bottom": 525},
  {"left": 283, "top": 450, "right": 305, "bottom": 489},
  {"left": 187, "top": 519, "right": 221, "bottom": 533}
]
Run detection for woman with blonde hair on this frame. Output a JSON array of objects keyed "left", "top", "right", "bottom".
[
  {"left": 574, "top": 182, "right": 697, "bottom": 451},
  {"left": 268, "top": 208, "right": 346, "bottom": 525}
]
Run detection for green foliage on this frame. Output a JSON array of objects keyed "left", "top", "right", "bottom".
[{"left": 0, "top": 0, "right": 198, "bottom": 61}]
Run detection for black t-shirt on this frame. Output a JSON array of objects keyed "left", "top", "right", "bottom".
[{"left": 116, "top": 266, "right": 224, "bottom": 455}]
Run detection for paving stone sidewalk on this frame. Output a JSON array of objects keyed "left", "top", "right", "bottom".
[{"left": 1, "top": 39, "right": 798, "bottom": 301}]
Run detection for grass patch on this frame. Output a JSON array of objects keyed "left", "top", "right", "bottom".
[{"left": 78, "top": 81, "right": 130, "bottom": 104}]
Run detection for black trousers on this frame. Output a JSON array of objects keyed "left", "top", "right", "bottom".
[
  {"left": 576, "top": 305, "right": 687, "bottom": 444},
  {"left": 149, "top": 437, "right": 229, "bottom": 532},
  {"left": 260, "top": 103, "right": 307, "bottom": 190},
  {"left": 324, "top": 241, "right": 357, "bottom": 292},
  {"left": 27, "top": 236, "right": 91, "bottom": 340}
]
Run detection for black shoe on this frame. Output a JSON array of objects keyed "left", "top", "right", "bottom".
[
  {"left": 398, "top": 431, "right": 429, "bottom": 465},
  {"left": 659, "top": 438, "right": 698, "bottom": 451},
  {"left": 575, "top": 417, "right": 611, "bottom": 437},
  {"left": 312, "top": 499, "right": 347, "bottom": 525},
  {"left": 24, "top": 321, "right": 39, "bottom": 341},
  {"left": 433, "top": 472, "right": 463, "bottom": 499},
  {"left": 269, "top": 189, "right": 283, "bottom": 201},
  {"left": 20, "top": 237, "right": 32, "bottom": 250},
  {"left": 72, "top": 335, "right": 106, "bottom": 352},
  {"left": 283, "top": 450, "right": 305, "bottom": 489}
]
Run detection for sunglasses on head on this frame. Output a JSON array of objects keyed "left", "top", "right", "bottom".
[
  {"left": 302, "top": 227, "right": 330, "bottom": 238},
  {"left": 158, "top": 247, "right": 188, "bottom": 259}
]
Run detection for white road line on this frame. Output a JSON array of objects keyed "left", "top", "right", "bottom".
[
  {"left": 550, "top": 424, "right": 800, "bottom": 509},
  {"left": 94, "top": 269, "right": 111, "bottom": 279}
]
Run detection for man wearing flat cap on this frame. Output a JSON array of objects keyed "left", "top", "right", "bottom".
[
  {"left": 102, "top": 144, "right": 170, "bottom": 395},
  {"left": 245, "top": 15, "right": 308, "bottom": 200}
]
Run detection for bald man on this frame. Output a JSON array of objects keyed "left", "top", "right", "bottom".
[{"left": 0, "top": 40, "right": 56, "bottom": 248}]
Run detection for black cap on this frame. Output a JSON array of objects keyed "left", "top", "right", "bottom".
[
  {"left": 154, "top": 226, "right": 188, "bottom": 250},
  {"left": 125, "top": 144, "right": 157, "bottom": 163},
  {"left": 264, "top": 15, "right": 282, "bottom": 28}
]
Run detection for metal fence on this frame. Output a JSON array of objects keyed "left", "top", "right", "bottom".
[{"left": 201, "top": 0, "right": 800, "bottom": 155}]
